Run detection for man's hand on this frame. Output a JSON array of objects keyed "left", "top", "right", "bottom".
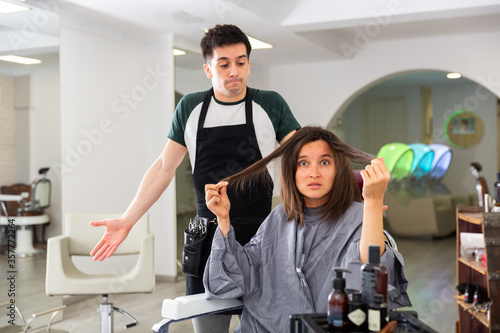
[{"left": 90, "top": 218, "right": 132, "bottom": 261}]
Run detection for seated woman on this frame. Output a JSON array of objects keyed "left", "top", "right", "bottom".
[{"left": 203, "top": 126, "right": 411, "bottom": 333}]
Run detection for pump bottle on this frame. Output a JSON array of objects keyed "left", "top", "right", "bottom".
[
  {"left": 328, "top": 267, "right": 351, "bottom": 331},
  {"left": 361, "top": 245, "right": 388, "bottom": 306}
]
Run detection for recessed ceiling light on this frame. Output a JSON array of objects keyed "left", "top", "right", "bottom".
[
  {"left": 248, "top": 36, "right": 273, "bottom": 50},
  {"left": 0, "top": 55, "right": 42, "bottom": 65},
  {"left": 173, "top": 49, "right": 186, "bottom": 56},
  {"left": 447, "top": 72, "right": 461, "bottom": 79},
  {"left": 0, "top": 0, "right": 30, "bottom": 14}
]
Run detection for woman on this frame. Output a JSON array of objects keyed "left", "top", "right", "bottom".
[{"left": 204, "top": 126, "right": 411, "bottom": 333}]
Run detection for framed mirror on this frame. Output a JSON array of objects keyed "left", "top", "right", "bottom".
[{"left": 444, "top": 110, "right": 484, "bottom": 148}]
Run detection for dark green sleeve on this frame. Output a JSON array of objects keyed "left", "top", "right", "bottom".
[
  {"left": 167, "top": 91, "right": 206, "bottom": 146},
  {"left": 251, "top": 88, "right": 301, "bottom": 142}
]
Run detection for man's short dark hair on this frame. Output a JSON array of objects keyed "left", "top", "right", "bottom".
[{"left": 200, "top": 24, "right": 252, "bottom": 63}]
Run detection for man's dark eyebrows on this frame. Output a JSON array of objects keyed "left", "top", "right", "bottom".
[{"left": 216, "top": 55, "right": 247, "bottom": 62}]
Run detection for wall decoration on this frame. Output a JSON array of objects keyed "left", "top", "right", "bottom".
[{"left": 444, "top": 110, "right": 484, "bottom": 148}]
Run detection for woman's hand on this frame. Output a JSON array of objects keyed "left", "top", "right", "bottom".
[
  {"left": 205, "top": 181, "right": 231, "bottom": 237},
  {"left": 360, "top": 157, "right": 390, "bottom": 204}
]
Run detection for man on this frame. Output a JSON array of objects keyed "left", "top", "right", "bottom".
[{"left": 90, "top": 24, "right": 300, "bottom": 333}]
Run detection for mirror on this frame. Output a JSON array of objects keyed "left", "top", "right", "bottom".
[{"left": 0, "top": 4, "right": 62, "bottom": 331}]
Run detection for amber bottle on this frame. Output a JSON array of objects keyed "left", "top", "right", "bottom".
[
  {"left": 361, "top": 245, "right": 388, "bottom": 306},
  {"left": 328, "top": 267, "right": 351, "bottom": 331}
]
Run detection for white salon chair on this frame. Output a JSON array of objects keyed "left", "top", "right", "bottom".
[{"left": 46, "top": 213, "right": 154, "bottom": 333}]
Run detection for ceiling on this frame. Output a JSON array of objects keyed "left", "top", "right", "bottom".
[{"left": 2, "top": 0, "right": 500, "bottom": 83}]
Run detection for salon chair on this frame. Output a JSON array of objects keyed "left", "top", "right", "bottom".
[
  {"left": 46, "top": 213, "right": 154, "bottom": 333},
  {"left": 0, "top": 167, "right": 51, "bottom": 255}
]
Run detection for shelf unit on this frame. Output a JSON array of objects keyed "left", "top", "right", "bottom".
[{"left": 456, "top": 206, "right": 500, "bottom": 333}]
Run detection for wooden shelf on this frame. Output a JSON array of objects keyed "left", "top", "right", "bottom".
[
  {"left": 458, "top": 299, "right": 489, "bottom": 328},
  {"left": 457, "top": 211, "right": 483, "bottom": 225},
  {"left": 458, "top": 257, "right": 487, "bottom": 275},
  {"left": 456, "top": 207, "right": 500, "bottom": 333}
]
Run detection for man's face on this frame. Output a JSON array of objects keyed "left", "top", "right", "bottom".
[{"left": 203, "top": 43, "right": 250, "bottom": 103}]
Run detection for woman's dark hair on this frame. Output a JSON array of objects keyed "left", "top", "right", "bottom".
[
  {"left": 225, "top": 126, "right": 375, "bottom": 224},
  {"left": 200, "top": 24, "right": 252, "bottom": 63}
]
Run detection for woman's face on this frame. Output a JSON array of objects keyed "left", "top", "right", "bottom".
[{"left": 295, "top": 140, "right": 336, "bottom": 208}]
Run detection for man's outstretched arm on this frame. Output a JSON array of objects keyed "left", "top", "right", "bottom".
[{"left": 90, "top": 139, "right": 187, "bottom": 261}]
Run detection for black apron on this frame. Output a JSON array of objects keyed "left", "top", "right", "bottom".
[{"left": 186, "top": 87, "right": 273, "bottom": 295}]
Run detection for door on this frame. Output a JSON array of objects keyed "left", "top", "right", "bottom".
[{"left": 363, "top": 96, "right": 409, "bottom": 155}]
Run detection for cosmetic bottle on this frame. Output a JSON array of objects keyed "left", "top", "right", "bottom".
[
  {"left": 361, "top": 245, "right": 388, "bottom": 306},
  {"left": 328, "top": 267, "right": 351, "bottom": 331},
  {"left": 494, "top": 172, "right": 500, "bottom": 203},
  {"left": 464, "top": 282, "right": 473, "bottom": 303},
  {"left": 348, "top": 291, "right": 368, "bottom": 332},
  {"left": 473, "top": 284, "right": 482, "bottom": 305},
  {"left": 470, "top": 162, "right": 489, "bottom": 208},
  {"left": 368, "top": 294, "right": 388, "bottom": 332}
]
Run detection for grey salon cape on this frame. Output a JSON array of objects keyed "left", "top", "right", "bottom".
[{"left": 204, "top": 202, "right": 411, "bottom": 333}]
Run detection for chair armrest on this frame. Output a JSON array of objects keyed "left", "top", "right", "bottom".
[
  {"left": 127, "top": 233, "right": 155, "bottom": 293},
  {"left": 153, "top": 294, "right": 243, "bottom": 332},
  {"left": 161, "top": 293, "right": 243, "bottom": 320},
  {"left": 45, "top": 235, "right": 71, "bottom": 296}
]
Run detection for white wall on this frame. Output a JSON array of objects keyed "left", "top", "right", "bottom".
[
  {"left": 30, "top": 66, "right": 61, "bottom": 237},
  {"left": 270, "top": 31, "right": 500, "bottom": 193},
  {"left": 59, "top": 18, "right": 177, "bottom": 278},
  {"left": 432, "top": 83, "right": 497, "bottom": 194},
  {"left": 175, "top": 66, "right": 210, "bottom": 96},
  {"left": 0, "top": 75, "right": 15, "bottom": 185},
  {"left": 14, "top": 76, "right": 31, "bottom": 183},
  {"left": 341, "top": 86, "right": 421, "bottom": 151}
]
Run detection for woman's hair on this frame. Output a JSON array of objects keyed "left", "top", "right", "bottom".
[
  {"left": 200, "top": 24, "right": 252, "bottom": 63},
  {"left": 225, "top": 126, "right": 375, "bottom": 224}
]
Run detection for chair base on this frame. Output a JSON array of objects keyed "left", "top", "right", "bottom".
[
  {"left": 99, "top": 295, "right": 138, "bottom": 333},
  {"left": 15, "top": 226, "right": 45, "bottom": 257}
]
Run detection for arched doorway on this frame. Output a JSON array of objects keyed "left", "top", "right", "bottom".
[{"left": 327, "top": 70, "right": 499, "bottom": 196}]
